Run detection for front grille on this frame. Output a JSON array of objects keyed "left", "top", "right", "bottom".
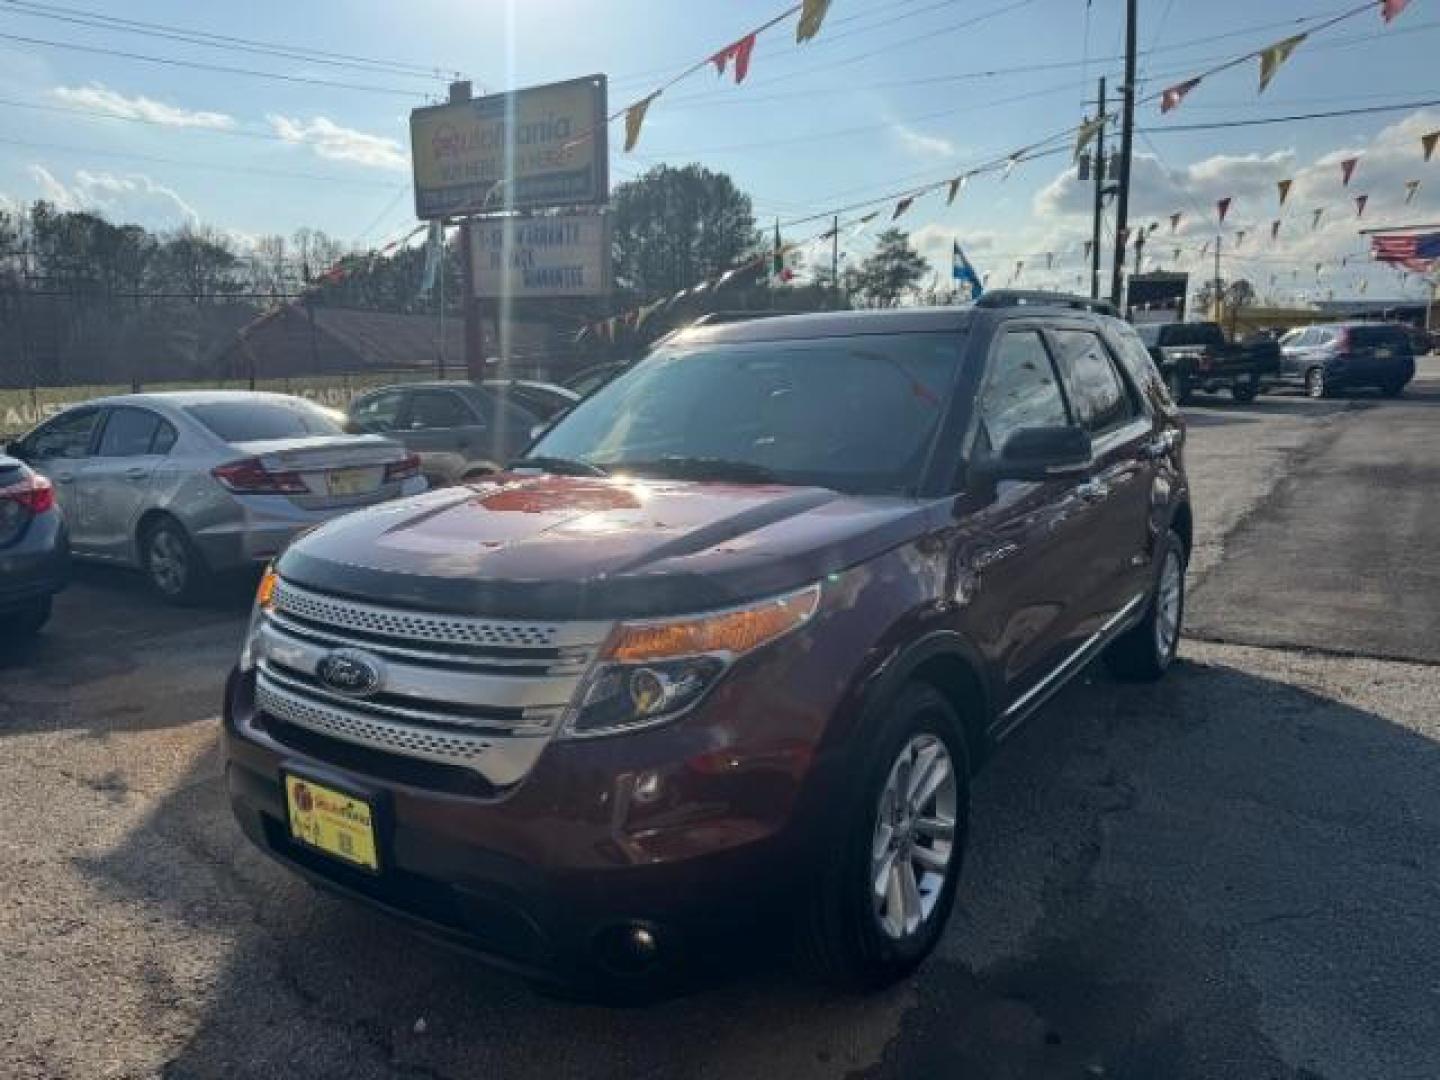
[{"left": 255, "top": 579, "right": 613, "bottom": 783}]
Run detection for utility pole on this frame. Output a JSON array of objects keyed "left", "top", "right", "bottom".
[
  {"left": 1213, "top": 233, "right": 1224, "bottom": 322},
  {"left": 1110, "top": 0, "right": 1137, "bottom": 308},
  {"left": 1133, "top": 228, "right": 1146, "bottom": 311},
  {"left": 1090, "top": 76, "right": 1107, "bottom": 301},
  {"left": 450, "top": 79, "right": 486, "bottom": 381},
  {"left": 831, "top": 214, "right": 840, "bottom": 309}
]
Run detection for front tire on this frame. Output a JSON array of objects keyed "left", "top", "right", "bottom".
[
  {"left": 141, "top": 518, "right": 209, "bottom": 605},
  {"left": 1381, "top": 379, "right": 1406, "bottom": 398},
  {"left": 1231, "top": 376, "right": 1260, "bottom": 403},
  {"left": 1105, "top": 528, "right": 1186, "bottom": 682},
  {"left": 801, "top": 684, "right": 970, "bottom": 991}
]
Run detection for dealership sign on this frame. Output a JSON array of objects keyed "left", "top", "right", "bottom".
[
  {"left": 471, "top": 211, "right": 611, "bottom": 299},
  {"left": 410, "top": 75, "right": 608, "bottom": 218}
]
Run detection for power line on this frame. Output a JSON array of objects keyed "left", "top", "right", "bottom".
[
  {"left": 0, "top": 0, "right": 457, "bottom": 80},
  {"left": 1141, "top": 97, "right": 1440, "bottom": 133},
  {"left": 0, "top": 29, "right": 434, "bottom": 98}
]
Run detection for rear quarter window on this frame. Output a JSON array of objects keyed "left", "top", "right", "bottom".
[{"left": 1348, "top": 325, "right": 1411, "bottom": 348}]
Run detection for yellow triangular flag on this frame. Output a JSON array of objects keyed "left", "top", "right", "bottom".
[
  {"left": 624, "top": 94, "right": 659, "bottom": 152},
  {"left": 1258, "top": 33, "right": 1306, "bottom": 93},
  {"left": 797, "top": 0, "right": 833, "bottom": 43}
]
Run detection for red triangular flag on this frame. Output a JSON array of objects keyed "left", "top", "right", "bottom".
[
  {"left": 1216, "top": 197, "right": 1232, "bottom": 224},
  {"left": 711, "top": 33, "right": 757, "bottom": 84},
  {"left": 1354, "top": 194, "right": 1369, "bottom": 218},
  {"left": 1277, "top": 179, "right": 1292, "bottom": 206},
  {"left": 1423, "top": 131, "right": 1439, "bottom": 162},
  {"left": 1382, "top": 0, "right": 1409, "bottom": 23},
  {"left": 1340, "top": 157, "right": 1359, "bottom": 186},
  {"left": 1161, "top": 77, "right": 1201, "bottom": 114}
]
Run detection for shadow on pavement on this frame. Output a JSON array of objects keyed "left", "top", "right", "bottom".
[{"left": 71, "top": 654, "right": 1440, "bottom": 1079}]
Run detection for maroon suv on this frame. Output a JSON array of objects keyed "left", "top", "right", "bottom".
[{"left": 223, "top": 293, "right": 1192, "bottom": 991}]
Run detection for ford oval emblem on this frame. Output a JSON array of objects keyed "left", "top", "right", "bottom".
[{"left": 315, "top": 649, "right": 383, "bottom": 697}]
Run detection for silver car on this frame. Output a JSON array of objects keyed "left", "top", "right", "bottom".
[{"left": 8, "top": 391, "right": 425, "bottom": 602}]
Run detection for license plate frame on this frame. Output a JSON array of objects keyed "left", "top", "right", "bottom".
[
  {"left": 327, "top": 466, "right": 378, "bottom": 497},
  {"left": 283, "top": 771, "right": 382, "bottom": 873}
]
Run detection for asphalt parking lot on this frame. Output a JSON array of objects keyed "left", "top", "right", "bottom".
[{"left": 2, "top": 363, "right": 1438, "bottom": 1080}]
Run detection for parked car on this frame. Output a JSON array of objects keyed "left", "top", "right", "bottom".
[
  {"left": 0, "top": 454, "right": 68, "bottom": 641},
  {"left": 481, "top": 379, "right": 580, "bottom": 422},
  {"left": 8, "top": 391, "right": 424, "bottom": 604},
  {"left": 224, "top": 291, "right": 1192, "bottom": 994},
  {"left": 1135, "top": 320, "right": 1279, "bottom": 404},
  {"left": 1278, "top": 321, "right": 1416, "bottom": 398},
  {"left": 346, "top": 381, "right": 540, "bottom": 487}
]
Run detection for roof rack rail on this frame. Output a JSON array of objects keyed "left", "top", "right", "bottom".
[
  {"left": 975, "top": 290, "right": 1119, "bottom": 317},
  {"left": 688, "top": 310, "right": 798, "bottom": 326}
]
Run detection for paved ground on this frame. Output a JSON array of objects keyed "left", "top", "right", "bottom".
[{"left": 1, "top": 362, "right": 1437, "bottom": 1080}]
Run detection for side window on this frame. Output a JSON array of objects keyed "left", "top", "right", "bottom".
[
  {"left": 409, "top": 391, "right": 477, "bottom": 430},
  {"left": 151, "top": 421, "right": 178, "bottom": 455},
  {"left": 1109, "top": 328, "right": 1164, "bottom": 414},
  {"left": 1051, "top": 330, "right": 1138, "bottom": 435},
  {"left": 97, "top": 407, "right": 164, "bottom": 457},
  {"left": 351, "top": 391, "right": 404, "bottom": 432},
  {"left": 28, "top": 409, "right": 100, "bottom": 460},
  {"left": 976, "top": 331, "right": 1070, "bottom": 454}
]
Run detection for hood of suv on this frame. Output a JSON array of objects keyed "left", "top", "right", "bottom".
[{"left": 276, "top": 473, "right": 938, "bottom": 618}]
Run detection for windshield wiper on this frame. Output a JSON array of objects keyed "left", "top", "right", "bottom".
[
  {"left": 507, "top": 455, "right": 609, "bottom": 477},
  {"left": 605, "top": 456, "right": 781, "bottom": 484}
]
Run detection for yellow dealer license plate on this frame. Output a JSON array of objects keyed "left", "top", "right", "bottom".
[
  {"left": 284, "top": 774, "right": 379, "bottom": 872},
  {"left": 327, "top": 466, "right": 376, "bottom": 497}
]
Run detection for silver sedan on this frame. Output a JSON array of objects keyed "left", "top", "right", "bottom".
[{"left": 7, "top": 391, "right": 425, "bottom": 602}]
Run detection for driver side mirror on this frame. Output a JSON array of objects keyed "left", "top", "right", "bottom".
[{"left": 978, "top": 425, "right": 1092, "bottom": 483}]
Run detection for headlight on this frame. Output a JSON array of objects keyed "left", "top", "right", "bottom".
[
  {"left": 561, "top": 582, "right": 821, "bottom": 738},
  {"left": 238, "top": 565, "right": 279, "bottom": 672}
]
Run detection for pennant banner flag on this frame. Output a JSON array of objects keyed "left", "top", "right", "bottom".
[
  {"left": 624, "top": 94, "right": 658, "bottom": 152},
  {"left": 1200, "top": 240, "right": 1210, "bottom": 258},
  {"left": 1312, "top": 207, "right": 1324, "bottom": 230},
  {"left": 1046, "top": 252, "right": 1054, "bottom": 270},
  {"left": 1258, "top": 33, "right": 1306, "bottom": 92},
  {"left": 1278, "top": 178, "right": 1293, "bottom": 206},
  {"left": 947, "top": 174, "right": 968, "bottom": 206},
  {"left": 1382, "top": 0, "right": 1410, "bottom": 23},
  {"left": 1172, "top": 247, "right": 1182, "bottom": 261},
  {"left": 1217, "top": 197, "right": 1233, "bottom": 224},
  {"left": 1161, "top": 77, "right": 1201, "bottom": 114},
  {"left": 1406, "top": 179, "right": 1421, "bottom": 204},
  {"left": 1271, "top": 219, "right": 1282, "bottom": 241},
  {"left": 1340, "top": 157, "right": 1360, "bottom": 186},
  {"left": 1082, "top": 239, "right": 1093, "bottom": 260},
  {"left": 892, "top": 195, "right": 916, "bottom": 221},
  {"left": 1013, "top": 260, "right": 1024, "bottom": 281},
  {"left": 1170, "top": 212, "right": 1183, "bottom": 233},
  {"left": 1355, "top": 194, "right": 1369, "bottom": 218},
  {"left": 952, "top": 241, "right": 984, "bottom": 300},
  {"left": 1002, "top": 153, "right": 1021, "bottom": 181},
  {"left": 1236, "top": 230, "right": 1246, "bottom": 248},
  {"left": 797, "top": 0, "right": 833, "bottom": 42},
  {"left": 711, "top": 33, "right": 757, "bottom": 83},
  {"left": 1424, "top": 131, "right": 1440, "bottom": 162}
]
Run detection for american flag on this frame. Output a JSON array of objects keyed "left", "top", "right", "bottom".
[{"left": 1370, "top": 231, "right": 1440, "bottom": 272}]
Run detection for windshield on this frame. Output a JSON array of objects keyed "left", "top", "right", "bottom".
[
  {"left": 187, "top": 399, "right": 345, "bottom": 443},
  {"left": 532, "top": 333, "right": 964, "bottom": 494}
]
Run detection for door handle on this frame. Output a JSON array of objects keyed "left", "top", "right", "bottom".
[
  {"left": 124, "top": 467, "right": 149, "bottom": 480},
  {"left": 54, "top": 471, "right": 75, "bottom": 484},
  {"left": 1076, "top": 479, "right": 1110, "bottom": 503}
]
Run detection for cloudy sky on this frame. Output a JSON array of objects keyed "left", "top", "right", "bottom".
[{"left": 0, "top": 0, "right": 1435, "bottom": 304}]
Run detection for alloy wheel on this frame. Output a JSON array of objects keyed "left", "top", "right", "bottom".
[
  {"left": 149, "top": 530, "right": 189, "bottom": 596},
  {"left": 871, "top": 734, "right": 958, "bottom": 941},
  {"left": 1154, "top": 547, "right": 1184, "bottom": 660}
]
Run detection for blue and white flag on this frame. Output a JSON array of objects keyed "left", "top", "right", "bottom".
[
  {"left": 952, "top": 241, "right": 984, "bottom": 301},
  {"left": 418, "top": 220, "right": 444, "bottom": 297}
]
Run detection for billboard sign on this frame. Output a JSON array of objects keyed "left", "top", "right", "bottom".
[
  {"left": 1127, "top": 271, "right": 1189, "bottom": 323},
  {"left": 410, "top": 75, "right": 607, "bottom": 219},
  {"left": 471, "top": 211, "right": 611, "bottom": 299}
]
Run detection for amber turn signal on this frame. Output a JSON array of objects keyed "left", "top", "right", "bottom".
[
  {"left": 255, "top": 565, "right": 279, "bottom": 611},
  {"left": 602, "top": 583, "right": 820, "bottom": 662}
]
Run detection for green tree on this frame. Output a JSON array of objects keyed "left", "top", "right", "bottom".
[
  {"left": 845, "top": 229, "right": 930, "bottom": 308},
  {"left": 611, "top": 164, "right": 758, "bottom": 298}
]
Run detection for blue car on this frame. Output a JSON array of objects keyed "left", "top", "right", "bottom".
[{"left": 0, "top": 453, "right": 69, "bottom": 641}]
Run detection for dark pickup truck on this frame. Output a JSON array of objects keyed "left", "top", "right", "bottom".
[{"left": 1136, "top": 321, "right": 1280, "bottom": 405}]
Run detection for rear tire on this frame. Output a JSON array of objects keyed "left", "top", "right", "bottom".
[
  {"left": 1105, "top": 528, "right": 1186, "bottom": 682},
  {"left": 3, "top": 596, "right": 52, "bottom": 642},
  {"left": 800, "top": 683, "right": 970, "bottom": 991},
  {"left": 1381, "top": 379, "right": 1406, "bottom": 398},
  {"left": 141, "top": 518, "right": 209, "bottom": 605},
  {"left": 1231, "top": 376, "right": 1260, "bottom": 403}
]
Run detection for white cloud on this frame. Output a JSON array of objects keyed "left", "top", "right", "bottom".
[
  {"left": 52, "top": 83, "right": 234, "bottom": 130},
  {"left": 267, "top": 115, "right": 408, "bottom": 171},
  {"left": 27, "top": 165, "right": 199, "bottom": 229},
  {"left": 892, "top": 123, "right": 958, "bottom": 160}
]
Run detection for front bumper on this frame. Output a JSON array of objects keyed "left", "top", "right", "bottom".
[{"left": 222, "top": 657, "right": 827, "bottom": 983}]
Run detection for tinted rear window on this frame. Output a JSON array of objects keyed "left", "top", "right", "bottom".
[
  {"left": 1347, "top": 325, "right": 1410, "bottom": 348},
  {"left": 187, "top": 400, "right": 343, "bottom": 442},
  {"left": 1160, "top": 323, "right": 1224, "bottom": 347}
]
